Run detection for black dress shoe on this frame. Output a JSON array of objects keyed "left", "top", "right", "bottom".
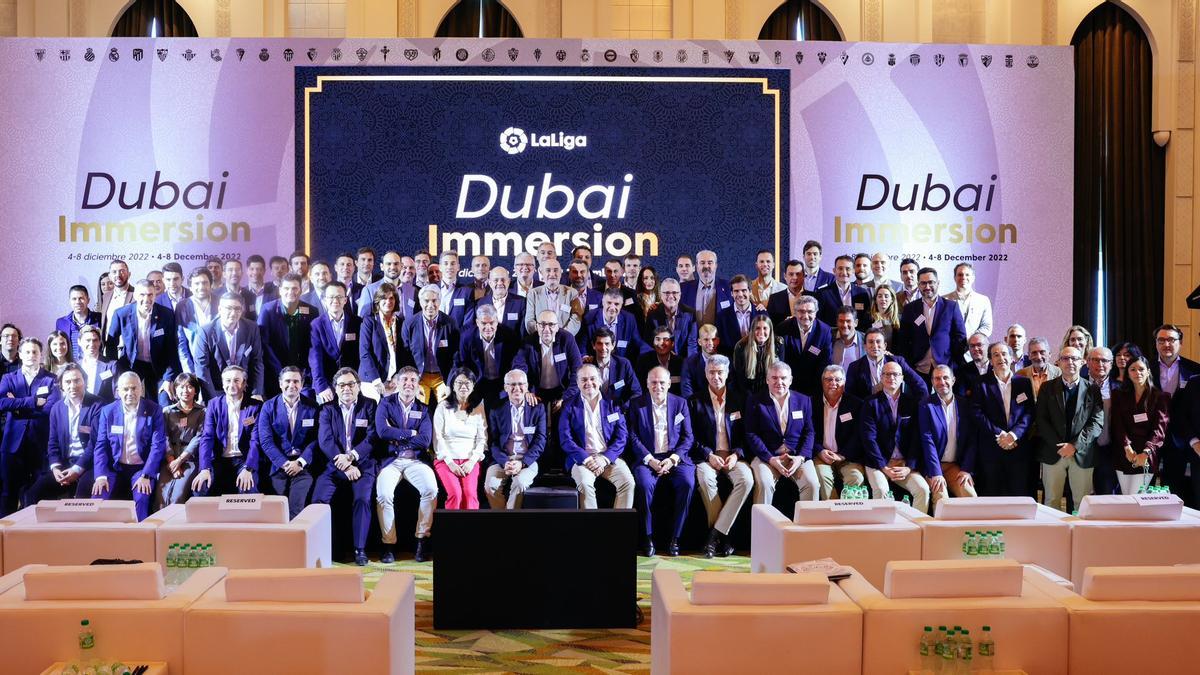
[
  {"left": 718, "top": 534, "right": 736, "bottom": 558},
  {"left": 702, "top": 529, "right": 721, "bottom": 558},
  {"left": 642, "top": 539, "right": 656, "bottom": 557},
  {"left": 667, "top": 538, "right": 681, "bottom": 557},
  {"left": 354, "top": 549, "right": 369, "bottom": 566},
  {"left": 380, "top": 547, "right": 395, "bottom": 564},
  {"left": 414, "top": 537, "right": 431, "bottom": 563}
]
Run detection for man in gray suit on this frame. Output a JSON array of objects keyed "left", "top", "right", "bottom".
[
  {"left": 1035, "top": 346, "right": 1105, "bottom": 511},
  {"left": 523, "top": 259, "right": 584, "bottom": 336}
]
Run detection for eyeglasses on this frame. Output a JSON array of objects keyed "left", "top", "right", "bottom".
[
  {"left": 335, "top": 381, "right": 358, "bottom": 389},
  {"left": 537, "top": 322, "right": 559, "bottom": 329},
  {"left": 1156, "top": 337, "right": 1180, "bottom": 344},
  {"left": 1059, "top": 356, "right": 1083, "bottom": 362}
]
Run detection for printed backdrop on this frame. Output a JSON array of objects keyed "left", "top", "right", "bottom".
[{"left": 0, "top": 38, "right": 1071, "bottom": 342}]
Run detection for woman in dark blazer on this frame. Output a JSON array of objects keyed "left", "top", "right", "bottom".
[
  {"left": 358, "top": 283, "right": 410, "bottom": 400},
  {"left": 730, "top": 315, "right": 783, "bottom": 405},
  {"left": 1110, "top": 355, "right": 1170, "bottom": 495}
]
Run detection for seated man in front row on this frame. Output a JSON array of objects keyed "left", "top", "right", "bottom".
[
  {"left": 92, "top": 371, "right": 168, "bottom": 521},
  {"left": 690, "top": 354, "right": 753, "bottom": 558},
  {"left": 560, "top": 364, "right": 635, "bottom": 510},
  {"left": 375, "top": 366, "right": 438, "bottom": 563},
  {"left": 859, "top": 361, "right": 931, "bottom": 511},
  {"left": 484, "top": 369, "right": 545, "bottom": 510},
  {"left": 192, "top": 365, "right": 262, "bottom": 497},
  {"left": 745, "top": 361, "right": 820, "bottom": 506},
  {"left": 628, "top": 366, "right": 695, "bottom": 557},
  {"left": 257, "top": 366, "right": 320, "bottom": 519},
  {"left": 919, "top": 364, "right": 979, "bottom": 506}
]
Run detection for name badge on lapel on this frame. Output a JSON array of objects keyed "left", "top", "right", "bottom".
[
  {"left": 36, "top": 386, "right": 49, "bottom": 395},
  {"left": 152, "top": 328, "right": 165, "bottom": 338},
  {"left": 407, "top": 410, "right": 423, "bottom": 419},
  {"left": 729, "top": 411, "right": 741, "bottom": 421},
  {"left": 553, "top": 352, "right": 567, "bottom": 363},
  {"left": 807, "top": 345, "right": 821, "bottom": 355},
  {"left": 301, "top": 418, "right": 315, "bottom": 427},
  {"left": 453, "top": 298, "right": 466, "bottom": 306},
  {"left": 438, "top": 339, "right": 449, "bottom": 348},
  {"left": 670, "top": 376, "right": 681, "bottom": 384},
  {"left": 963, "top": 352, "right": 973, "bottom": 363},
  {"left": 243, "top": 416, "right": 256, "bottom": 426},
  {"left": 791, "top": 410, "right": 804, "bottom": 419},
  {"left": 299, "top": 307, "right": 310, "bottom": 315},
  {"left": 1133, "top": 412, "right": 1149, "bottom": 423},
  {"left": 100, "top": 370, "right": 113, "bottom": 379},
  {"left": 355, "top": 418, "right": 369, "bottom": 428},
  {"left": 854, "top": 303, "right": 864, "bottom": 311},
  {"left": 507, "top": 313, "right": 518, "bottom": 321},
  {"left": 523, "top": 425, "right": 537, "bottom": 434},
  {"left": 79, "top": 425, "right": 92, "bottom": 434},
  {"left": 623, "top": 298, "right": 633, "bottom": 306},
  {"left": 839, "top": 412, "right": 853, "bottom": 422},
  {"left": 588, "top": 304, "right": 598, "bottom": 311},
  {"left": 914, "top": 315, "right": 926, "bottom": 327},
  {"left": 407, "top": 299, "right": 415, "bottom": 307},
  {"left": 110, "top": 425, "right": 124, "bottom": 434},
  {"left": 613, "top": 380, "right": 625, "bottom": 389},
  {"left": 345, "top": 333, "right": 357, "bottom": 342},
  {"left": 1016, "top": 393, "right": 1028, "bottom": 404},
  {"left": 674, "top": 412, "right": 684, "bottom": 425},
  {"left": 719, "top": 300, "right": 731, "bottom": 310},
  {"left": 606, "top": 412, "right": 620, "bottom": 423},
  {"left": 617, "top": 340, "right": 628, "bottom": 349}
]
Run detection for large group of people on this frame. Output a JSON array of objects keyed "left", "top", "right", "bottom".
[{"left": 2, "top": 239, "right": 1197, "bottom": 563}]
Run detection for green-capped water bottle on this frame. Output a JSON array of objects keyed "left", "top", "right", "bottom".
[
  {"left": 988, "top": 531, "right": 1001, "bottom": 558},
  {"left": 939, "top": 629, "right": 956, "bottom": 673},
  {"left": 977, "top": 625, "right": 995, "bottom": 671},
  {"left": 919, "top": 626, "right": 936, "bottom": 671},
  {"left": 164, "top": 544, "right": 178, "bottom": 585},
  {"left": 78, "top": 618, "right": 95, "bottom": 665},
  {"left": 965, "top": 531, "right": 978, "bottom": 557},
  {"left": 956, "top": 629, "right": 972, "bottom": 674}
]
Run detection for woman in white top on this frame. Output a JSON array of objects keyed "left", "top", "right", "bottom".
[{"left": 432, "top": 367, "right": 488, "bottom": 509}]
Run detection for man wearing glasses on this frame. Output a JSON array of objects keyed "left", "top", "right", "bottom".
[
  {"left": 1034, "top": 346, "right": 1104, "bottom": 511},
  {"left": 895, "top": 267, "right": 966, "bottom": 389},
  {"left": 1151, "top": 325, "right": 1200, "bottom": 502}
]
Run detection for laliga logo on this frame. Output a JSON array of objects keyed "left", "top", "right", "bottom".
[
  {"left": 500, "top": 127, "right": 588, "bottom": 155},
  {"left": 499, "top": 127, "right": 528, "bottom": 155}
]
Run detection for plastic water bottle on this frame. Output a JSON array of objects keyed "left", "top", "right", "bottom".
[
  {"left": 965, "top": 531, "right": 978, "bottom": 557},
  {"left": 939, "top": 629, "right": 956, "bottom": 673},
  {"left": 202, "top": 544, "right": 214, "bottom": 567},
  {"left": 207, "top": 543, "right": 218, "bottom": 567},
  {"left": 956, "top": 629, "right": 972, "bottom": 674},
  {"left": 919, "top": 626, "right": 936, "bottom": 671},
  {"left": 78, "top": 618, "right": 95, "bottom": 662},
  {"left": 977, "top": 625, "right": 995, "bottom": 671},
  {"left": 998, "top": 531, "right": 1006, "bottom": 559},
  {"left": 164, "top": 544, "right": 178, "bottom": 585},
  {"left": 989, "top": 531, "right": 1002, "bottom": 558},
  {"left": 936, "top": 625, "right": 948, "bottom": 658}
]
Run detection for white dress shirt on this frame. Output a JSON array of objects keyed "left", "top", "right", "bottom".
[{"left": 121, "top": 405, "right": 142, "bottom": 465}]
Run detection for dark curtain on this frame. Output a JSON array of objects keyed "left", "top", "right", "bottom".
[
  {"left": 435, "top": 0, "right": 524, "bottom": 39},
  {"left": 111, "top": 0, "right": 198, "bottom": 38},
  {"left": 1072, "top": 3, "right": 1164, "bottom": 347},
  {"left": 758, "top": 0, "right": 843, "bottom": 41}
]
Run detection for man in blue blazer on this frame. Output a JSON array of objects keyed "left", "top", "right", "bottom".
[
  {"left": 257, "top": 273, "right": 319, "bottom": 398},
  {"left": 578, "top": 288, "right": 648, "bottom": 361},
  {"left": 811, "top": 364, "right": 866, "bottom": 500},
  {"left": 195, "top": 293, "right": 264, "bottom": 401},
  {"left": 106, "top": 280, "right": 180, "bottom": 404},
  {"left": 374, "top": 367, "right": 437, "bottom": 562},
  {"left": 0, "top": 339, "right": 57, "bottom": 513},
  {"left": 680, "top": 325, "right": 722, "bottom": 399},
  {"left": 155, "top": 262, "right": 191, "bottom": 313},
  {"left": 644, "top": 279, "right": 698, "bottom": 359},
  {"left": 830, "top": 306, "right": 868, "bottom": 370},
  {"left": 257, "top": 367, "right": 320, "bottom": 518},
  {"left": 627, "top": 367, "right": 695, "bottom": 557},
  {"left": 1150, "top": 324, "right": 1200, "bottom": 504},
  {"left": 92, "top": 371, "right": 167, "bottom": 520},
  {"left": 766, "top": 260, "right": 808, "bottom": 327},
  {"left": 312, "top": 366, "right": 379, "bottom": 565},
  {"left": 514, "top": 310, "right": 582, "bottom": 411},
  {"left": 484, "top": 370, "right": 546, "bottom": 509},
  {"left": 895, "top": 267, "right": 967, "bottom": 385},
  {"left": 578, "top": 328, "right": 641, "bottom": 413},
  {"left": 777, "top": 295, "right": 833, "bottom": 397},
  {"left": 953, "top": 332, "right": 992, "bottom": 398},
  {"left": 174, "top": 268, "right": 215, "bottom": 377},
  {"left": 679, "top": 250, "right": 733, "bottom": 327},
  {"left": 845, "top": 329, "right": 929, "bottom": 401},
  {"left": 800, "top": 240, "right": 836, "bottom": 292},
  {"left": 76, "top": 326, "right": 119, "bottom": 403},
  {"left": 970, "top": 343, "right": 1036, "bottom": 497},
  {"left": 715, "top": 275, "right": 765, "bottom": 354},
  {"left": 919, "top": 365, "right": 980, "bottom": 508},
  {"left": 476, "top": 267, "right": 528, "bottom": 340},
  {"left": 689, "top": 354, "right": 753, "bottom": 558},
  {"left": 812, "top": 255, "right": 872, "bottom": 327},
  {"left": 191, "top": 365, "right": 262, "bottom": 498},
  {"left": 431, "top": 251, "right": 476, "bottom": 329},
  {"left": 745, "top": 361, "right": 819, "bottom": 506},
  {"left": 27, "top": 365, "right": 103, "bottom": 503},
  {"left": 308, "top": 282, "right": 362, "bottom": 404},
  {"left": 402, "top": 286, "right": 461, "bottom": 406},
  {"left": 56, "top": 285, "right": 102, "bottom": 360},
  {"left": 456, "top": 304, "right": 519, "bottom": 408},
  {"left": 560, "top": 364, "right": 635, "bottom": 509},
  {"left": 859, "top": 361, "right": 931, "bottom": 512}
]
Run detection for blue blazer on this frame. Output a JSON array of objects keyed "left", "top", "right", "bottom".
[
  {"left": 298, "top": 290, "right": 327, "bottom": 317},
  {"left": 219, "top": 287, "right": 258, "bottom": 318},
  {"left": 766, "top": 289, "right": 799, "bottom": 327},
  {"left": 248, "top": 284, "right": 279, "bottom": 318},
  {"left": 317, "top": 397, "right": 379, "bottom": 472},
  {"left": 563, "top": 355, "right": 641, "bottom": 412},
  {"left": 578, "top": 311, "right": 648, "bottom": 361},
  {"left": 257, "top": 299, "right": 319, "bottom": 379},
  {"left": 714, "top": 305, "right": 765, "bottom": 356},
  {"left": 55, "top": 311, "right": 102, "bottom": 360},
  {"left": 46, "top": 394, "right": 103, "bottom": 471},
  {"left": 155, "top": 288, "right": 190, "bottom": 313},
  {"left": 256, "top": 395, "right": 320, "bottom": 471},
  {"left": 803, "top": 269, "right": 837, "bottom": 293},
  {"left": 626, "top": 394, "right": 694, "bottom": 466},
  {"left": 487, "top": 401, "right": 547, "bottom": 466},
  {"left": 896, "top": 298, "right": 967, "bottom": 370},
  {"left": 578, "top": 288, "right": 605, "bottom": 315},
  {"left": 513, "top": 331, "right": 582, "bottom": 393},
  {"left": 174, "top": 296, "right": 214, "bottom": 374},
  {"left": 195, "top": 319, "right": 264, "bottom": 400},
  {"left": 971, "top": 373, "right": 1036, "bottom": 463},
  {"left": 679, "top": 352, "right": 710, "bottom": 400},
  {"left": 644, "top": 306, "right": 699, "bottom": 359},
  {"left": 859, "top": 390, "right": 922, "bottom": 470},
  {"left": 81, "top": 360, "right": 121, "bottom": 403},
  {"left": 953, "top": 360, "right": 991, "bottom": 398},
  {"left": 559, "top": 396, "right": 627, "bottom": 470},
  {"left": 402, "top": 312, "right": 460, "bottom": 377},
  {"left": 476, "top": 294, "right": 528, "bottom": 340},
  {"left": 689, "top": 389, "right": 747, "bottom": 461},
  {"left": 844, "top": 354, "right": 930, "bottom": 402},
  {"left": 778, "top": 318, "right": 834, "bottom": 396},
  {"left": 197, "top": 394, "right": 263, "bottom": 472},
  {"left": 811, "top": 392, "right": 864, "bottom": 463},
  {"left": 358, "top": 314, "right": 410, "bottom": 384},
  {"left": 918, "top": 394, "right": 978, "bottom": 475},
  {"left": 107, "top": 303, "right": 180, "bottom": 387},
  {"left": 308, "top": 313, "right": 363, "bottom": 394},
  {"left": 680, "top": 278, "right": 733, "bottom": 321},
  {"left": 812, "top": 283, "right": 873, "bottom": 327},
  {"left": 437, "top": 283, "right": 476, "bottom": 329},
  {"left": 0, "top": 368, "right": 57, "bottom": 455},
  {"left": 744, "top": 390, "right": 815, "bottom": 463},
  {"left": 93, "top": 398, "right": 167, "bottom": 482},
  {"left": 456, "top": 325, "right": 520, "bottom": 382},
  {"left": 374, "top": 395, "right": 433, "bottom": 459}
]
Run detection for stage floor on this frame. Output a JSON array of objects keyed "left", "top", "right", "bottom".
[{"left": 338, "top": 553, "right": 750, "bottom": 673}]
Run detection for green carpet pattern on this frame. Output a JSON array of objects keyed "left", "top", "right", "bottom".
[{"left": 342, "top": 554, "right": 751, "bottom": 673}]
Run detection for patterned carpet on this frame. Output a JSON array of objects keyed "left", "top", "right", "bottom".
[{"left": 339, "top": 554, "right": 751, "bottom": 673}]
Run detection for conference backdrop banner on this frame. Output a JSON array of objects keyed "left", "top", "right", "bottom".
[{"left": 0, "top": 38, "right": 1071, "bottom": 344}]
